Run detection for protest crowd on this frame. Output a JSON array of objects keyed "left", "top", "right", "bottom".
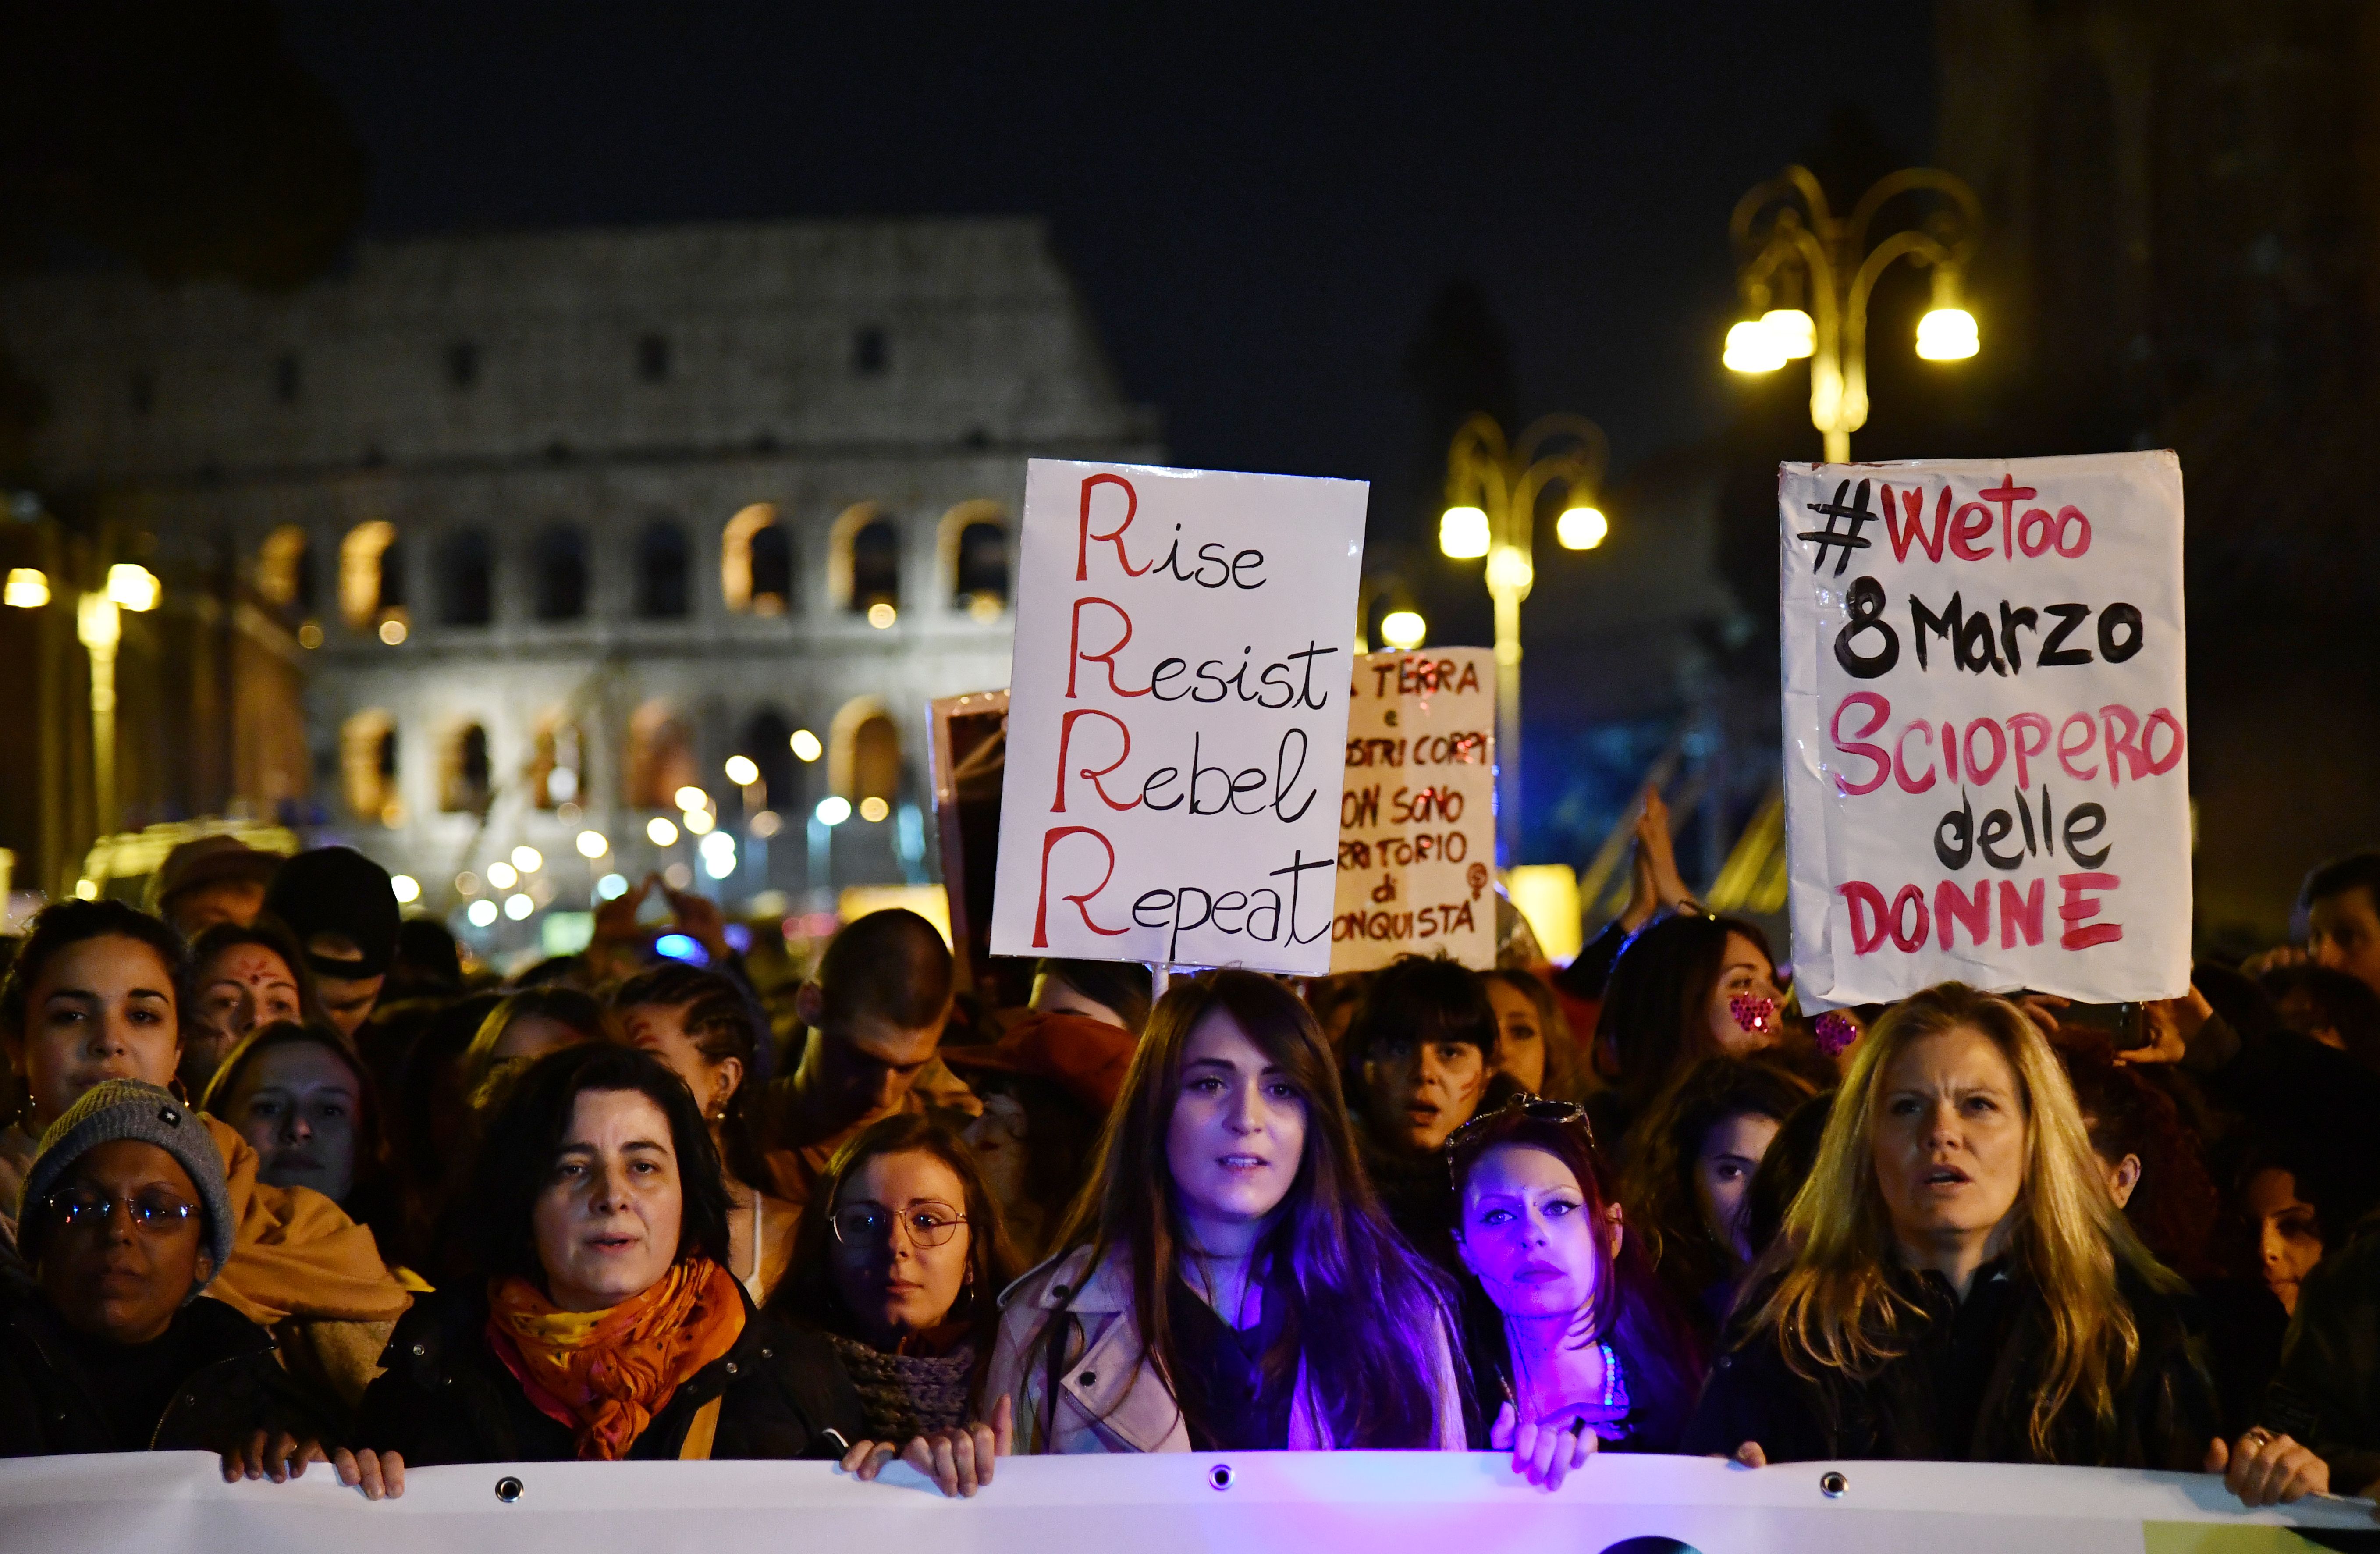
[{"left": 3, "top": 814, "right": 2377, "bottom": 1512}]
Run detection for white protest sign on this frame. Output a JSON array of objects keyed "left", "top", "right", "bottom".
[
  {"left": 1781, "top": 452, "right": 2190, "bottom": 1009},
  {"left": 4, "top": 1450, "right": 2368, "bottom": 1554},
  {"left": 990, "top": 459, "right": 1366, "bottom": 973},
  {"left": 1331, "top": 649, "right": 1497, "bottom": 972}
]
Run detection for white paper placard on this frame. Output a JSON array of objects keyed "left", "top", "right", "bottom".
[
  {"left": 1781, "top": 452, "right": 2191, "bottom": 1009},
  {"left": 1331, "top": 649, "right": 1497, "bottom": 972},
  {"left": 990, "top": 459, "right": 1367, "bottom": 974}
]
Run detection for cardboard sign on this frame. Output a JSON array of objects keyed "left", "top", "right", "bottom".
[
  {"left": 990, "top": 459, "right": 1367, "bottom": 973},
  {"left": 1331, "top": 650, "right": 1496, "bottom": 971},
  {"left": 1780, "top": 452, "right": 2190, "bottom": 1008}
]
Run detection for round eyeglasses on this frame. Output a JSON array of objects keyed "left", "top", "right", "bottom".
[{"left": 831, "top": 1201, "right": 969, "bottom": 1249}]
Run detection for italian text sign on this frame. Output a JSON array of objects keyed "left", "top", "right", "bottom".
[
  {"left": 991, "top": 459, "right": 1366, "bottom": 973},
  {"left": 1331, "top": 650, "right": 1496, "bottom": 971},
  {"left": 1780, "top": 452, "right": 2190, "bottom": 1008}
]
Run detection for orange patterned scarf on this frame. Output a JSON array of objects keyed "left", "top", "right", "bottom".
[{"left": 485, "top": 1258, "right": 746, "bottom": 1460}]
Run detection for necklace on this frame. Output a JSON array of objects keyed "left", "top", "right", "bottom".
[{"left": 1505, "top": 1332, "right": 1631, "bottom": 1434}]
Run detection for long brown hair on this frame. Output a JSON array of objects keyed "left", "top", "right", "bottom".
[
  {"left": 769, "top": 1114, "right": 1019, "bottom": 1391},
  {"left": 1744, "top": 981, "right": 2179, "bottom": 1458},
  {"left": 1030, "top": 968, "right": 1455, "bottom": 1447}
]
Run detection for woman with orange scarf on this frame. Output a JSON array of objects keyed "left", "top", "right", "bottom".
[{"left": 349, "top": 1045, "right": 863, "bottom": 1487}]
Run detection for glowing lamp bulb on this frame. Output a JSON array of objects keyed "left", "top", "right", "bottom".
[
  {"left": 1438, "top": 506, "right": 1490, "bottom": 560},
  {"left": 1723, "top": 319, "right": 1787, "bottom": 373},
  {"left": 1556, "top": 506, "right": 1608, "bottom": 550},
  {"left": 1378, "top": 610, "right": 1427, "bottom": 651},
  {"left": 1916, "top": 307, "right": 1979, "bottom": 360}
]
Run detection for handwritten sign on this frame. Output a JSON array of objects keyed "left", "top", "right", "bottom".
[
  {"left": 990, "top": 459, "right": 1367, "bottom": 974},
  {"left": 1780, "top": 452, "right": 2190, "bottom": 1008},
  {"left": 1331, "top": 650, "right": 1496, "bottom": 971}
]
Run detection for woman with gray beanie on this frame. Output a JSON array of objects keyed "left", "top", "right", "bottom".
[{"left": 0, "top": 1079, "right": 359, "bottom": 1479}]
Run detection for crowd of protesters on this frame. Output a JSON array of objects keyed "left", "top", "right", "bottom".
[{"left": 1, "top": 815, "right": 2379, "bottom": 1514}]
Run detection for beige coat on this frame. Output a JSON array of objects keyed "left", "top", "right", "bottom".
[{"left": 984, "top": 1245, "right": 1467, "bottom": 1454}]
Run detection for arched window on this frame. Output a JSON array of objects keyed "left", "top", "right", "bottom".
[
  {"left": 527, "top": 714, "right": 583, "bottom": 809},
  {"left": 624, "top": 701, "right": 698, "bottom": 809},
  {"left": 534, "top": 526, "right": 587, "bottom": 621},
  {"left": 849, "top": 519, "right": 900, "bottom": 615},
  {"left": 749, "top": 525, "right": 792, "bottom": 615},
  {"left": 830, "top": 697, "right": 901, "bottom": 803},
  {"left": 340, "top": 710, "right": 400, "bottom": 824},
  {"left": 339, "top": 521, "right": 401, "bottom": 629},
  {"left": 636, "top": 519, "right": 689, "bottom": 619},
  {"left": 738, "top": 709, "right": 795, "bottom": 812},
  {"left": 437, "top": 528, "right": 492, "bottom": 626},
  {"left": 721, "top": 504, "right": 792, "bottom": 614},
  {"left": 256, "top": 526, "right": 312, "bottom": 616},
  {"left": 440, "top": 722, "right": 493, "bottom": 813}
]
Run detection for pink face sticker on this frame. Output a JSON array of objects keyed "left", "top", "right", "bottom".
[
  {"left": 1813, "top": 1010, "right": 1859, "bottom": 1057},
  {"left": 1729, "top": 995, "right": 1779, "bottom": 1037}
]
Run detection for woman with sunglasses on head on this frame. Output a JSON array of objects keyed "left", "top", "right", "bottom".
[
  {"left": 767, "top": 1114, "right": 1020, "bottom": 1497},
  {"left": 1447, "top": 1094, "right": 1707, "bottom": 1488},
  {"left": 987, "top": 969, "right": 1466, "bottom": 1456}
]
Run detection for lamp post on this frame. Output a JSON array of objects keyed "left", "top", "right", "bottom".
[
  {"left": 1437, "top": 412, "right": 1609, "bottom": 867},
  {"left": 1723, "top": 164, "right": 1983, "bottom": 463}
]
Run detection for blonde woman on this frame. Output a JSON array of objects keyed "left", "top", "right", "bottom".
[{"left": 1682, "top": 981, "right": 2218, "bottom": 1467}]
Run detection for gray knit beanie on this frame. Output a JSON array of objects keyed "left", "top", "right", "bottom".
[{"left": 18, "top": 1080, "right": 237, "bottom": 1294}]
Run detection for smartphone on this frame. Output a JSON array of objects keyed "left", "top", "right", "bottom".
[{"left": 2060, "top": 1000, "right": 2146, "bottom": 1049}]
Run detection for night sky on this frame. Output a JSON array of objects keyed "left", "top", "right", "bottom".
[{"left": 280, "top": 2, "right": 1934, "bottom": 518}]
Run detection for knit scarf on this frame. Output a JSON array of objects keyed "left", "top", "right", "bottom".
[
  {"left": 824, "top": 1330, "right": 977, "bottom": 1441},
  {"left": 486, "top": 1258, "right": 746, "bottom": 1460}
]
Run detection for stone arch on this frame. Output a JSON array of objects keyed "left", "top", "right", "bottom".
[
  {"left": 439, "top": 721, "right": 493, "bottom": 813},
  {"left": 938, "top": 500, "right": 1009, "bottom": 616},
  {"left": 624, "top": 701, "right": 699, "bottom": 809},
  {"left": 738, "top": 707, "right": 796, "bottom": 811},
  {"left": 256, "top": 525, "right": 312, "bottom": 614},
  {"left": 437, "top": 528, "right": 492, "bottom": 626},
  {"left": 533, "top": 525, "right": 588, "bottom": 621},
  {"left": 339, "top": 709, "right": 399, "bottom": 823},
  {"left": 636, "top": 518, "right": 690, "bottom": 619},
  {"left": 338, "top": 521, "right": 402, "bottom": 629},
  {"left": 527, "top": 711, "right": 584, "bottom": 809},
  {"left": 829, "top": 695, "right": 901, "bottom": 802},
  {"left": 721, "top": 503, "right": 792, "bottom": 614},
  {"left": 828, "top": 503, "right": 902, "bottom": 614}
]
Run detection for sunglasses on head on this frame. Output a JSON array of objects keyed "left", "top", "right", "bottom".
[{"left": 1442, "top": 1093, "right": 1598, "bottom": 1186}]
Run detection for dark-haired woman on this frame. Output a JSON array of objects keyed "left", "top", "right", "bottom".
[
  {"left": 354, "top": 1043, "right": 862, "bottom": 1469},
  {"left": 615, "top": 964, "right": 796, "bottom": 1302},
  {"left": 1592, "top": 913, "right": 1791, "bottom": 1144},
  {"left": 1447, "top": 1095, "right": 1706, "bottom": 1484},
  {"left": 458, "top": 986, "right": 605, "bottom": 1115},
  {"left": 1619, "top": 1056, "right": 1816, "bottom": 1344},
  {"left": 0, "top": 901, "right": 411, "bottom": 1412},
  {"left": 770, "top": 1114, "right": 1021, "bottom": 1497},
  {"left": 181, "top": 919, "right": 312, "bottom": 1096},
  {"left": 1340, "top": 955, "right": 1499, "bottom": 1266},
  {"left": 202, "top": 1021, "right": 414, "bottom": 1288},
  {"left": 987, "top": 969, "right": 1466, "bottom": 1453}
]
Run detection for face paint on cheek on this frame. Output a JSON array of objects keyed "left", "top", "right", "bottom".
[
  {"left": 1813, "top": 1010, "right": 1859, "bottom": 1056},
  {"left": 1730, "top": 996, "right": 1779, "bottom": 1037}
]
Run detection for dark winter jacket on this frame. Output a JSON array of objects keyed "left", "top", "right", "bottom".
[
  {"left": 2258, "top": 1228, "right": 2380, "bottom": 1494},
  {"left": 0, "top": 1276, "right": 340, "bottom": 1458},
  {"left": 356, "top": 1284, "right": 866, "bottom": 1464},
  {"left": 1683, "top": 1256, "right": 2217, "bottom": 1469}
]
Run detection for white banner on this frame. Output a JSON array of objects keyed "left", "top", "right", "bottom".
[
  {"left": 1, "top": 1451, "right": 2368, "bottom": 1554},
  {"left": 990, "top": 459, "right": 1367, "bottom": 974},
  {"left": 1331, "top": 649, "right": 1496, "bottom": 972},
  {"left": 1780, "top": 453, "right": 2191, "bottom": 1010}
]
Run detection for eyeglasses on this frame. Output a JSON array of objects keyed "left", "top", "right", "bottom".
[
  {"left": 1443, "top": 1094, "right": 1599, "bottom": 1186},
  {"left": 45, "top": 1189, "right": 201, "bottom": 1236},
  {"left": 831, "top": 1201, "right": 969, "bottom": 1249}
]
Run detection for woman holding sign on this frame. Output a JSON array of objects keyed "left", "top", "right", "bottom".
[
  {"left": 985, "top": 969, "right": 1467, "bottom": 1452},
  {"left": 1682, "top": 982, "right": 2217, "bottom": 1468}
]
